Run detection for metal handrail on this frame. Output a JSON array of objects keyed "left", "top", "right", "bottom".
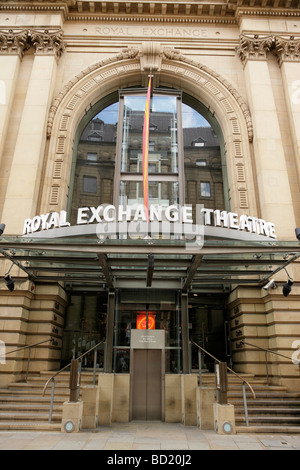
[
  {"left": 42, "top": 339, "right": 105, "bottom": 423},
  {"left": 242, "top": 340, "right": 300, "bottom": 385},
  {"left": 191, "top": 339, "right": 256, "bottom": 398},
  {"left": 0, "top": 338, "right": 54, "bottom": 382},
  {"left": 191, "top": 339, "right": 256, "bottom": 427}
]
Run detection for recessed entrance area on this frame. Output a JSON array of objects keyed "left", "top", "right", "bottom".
[{"left": 113, "top": 289, "right": 181, "bottom": 374}]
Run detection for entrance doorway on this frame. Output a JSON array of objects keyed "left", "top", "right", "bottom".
[
  {"left": 113, "top": 289, "right": 181, "bottom": 374},
  {"left": 131, "top": 349, "right": 162, "bottom": 420},
  {"left": 130, "top": 329, "right": 165, "bottom": 421}
]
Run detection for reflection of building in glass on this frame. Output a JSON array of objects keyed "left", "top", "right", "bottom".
[
  {"left": 183, "top": 126, "right": 224, "bottom": 213},
  {"left": 72, "top": 100, "right": 224, "bottom": 224},
  {"left": 70, "top": 117, "right": 117, "bottom": 224},
  {"left": 121, "top": 108, "right": 178, "bottom": 175}
]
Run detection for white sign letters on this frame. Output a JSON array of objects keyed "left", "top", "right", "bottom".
[{"left": 22, "top": 204, "right": 277, "bottom": 240}]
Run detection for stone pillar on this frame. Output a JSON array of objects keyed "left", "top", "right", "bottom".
[
  {"left": 97, "top": 373, "right": 114, "bottom": 425},
  {"left": 1, "top": 29, "right": 64, "bottom": 235},
  {"left": 236, "top": 34, "right": 296, "bottom": 239},
  {"left": 181, "top": 374, "right": 197, "bottom": 426},
  {"left": 61, "top": 401, "right": 83, "bottom": 433},
  {"left": 213, "top": 403, "right": 236, "bottom": 435},
  {"left": 81, "top": 385, "right": 100, "bottom": 429},
  {"left": 112, "top": 374, "right": 130, "bottom": 422},
  {"left": 165, "top": 374, "right": 182, "bottom": 423},
  {"left": 274, "top": 37, "right": 300, "bottom": 205},
  {"left": 197, "top": 387, "right": 215, "bottom": 430},
  {"left": 0, "top": 29, "right": 28, "bottom": 167}
]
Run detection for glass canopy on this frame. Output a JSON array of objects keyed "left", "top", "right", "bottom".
[{"left": 0, "top": 236, "right": 299, "bottom": 293}]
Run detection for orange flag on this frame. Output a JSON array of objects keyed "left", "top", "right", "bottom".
[{"left": 142, "top": 76, "right": 152, "bottom": 222}]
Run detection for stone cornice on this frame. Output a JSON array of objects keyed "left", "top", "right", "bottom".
[{"left": 1, "top": 1, "right": 300, "bottom": 24}]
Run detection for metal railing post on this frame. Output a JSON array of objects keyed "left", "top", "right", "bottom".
[
  {"left": 242, "top": 382, "right": 249, "bottom": 426},
  {"left": 49, "top": 378, "right": 55, "bottom": 424},
  {"left": 93, "top": 349, "right": 97, "bottom": 385},
  {"left": 69, "top": 359, "right": 80, "bottom": 403},
  {"left": 26, "top": 347, "right": 31, "bottom": 383},
  {"left": 198, "top": 349, "right": 202, "bottom": 386},
  {"left": 265, "top": 351, "right": 269, "bottom": 385}
]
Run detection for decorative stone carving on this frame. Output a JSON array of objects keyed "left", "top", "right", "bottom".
[
  {"left": 140, "top": 42, "right": 162, "bottom": 86},
  {"left": 274, "top": 36, "right": 300, "bottom": 66},
  {"left": 0, "top": 29, "right": 28, "bottom": 59},
  {"left": 163, "top": 47, "right": 253, "bottom": 143},
  {"left": 236, "top": 34, "right": 273, "bottom": 66},
  {"left": 140, "top": 42, "right": 162, "bottom": 73},
  {"left": 29, "top": 29, "right": 65, "bottom": 59},
  {"left": 47, "top": 47, "right": 139, "bottom": 137}
]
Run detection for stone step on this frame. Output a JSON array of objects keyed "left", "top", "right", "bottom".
[
  {"left": 0, "top": 403, "right": 63, "bottom": 411},
  {"left": 0, "top": 421, "right": 61, "bottom": 432},
  {"left": 0, "top": 411, "right": 62, "bottom": 422},
  {"left": 0, "top": 395, "right": 66, "bottom": 408},
  {"left": 236, "top": 415, "right": 300, "bottom": 425},
  {"left": 237, "top": 425, "right": 300, "bottom": 434},
  {"left": 234, "top": 407, "right": 300, "bottom": 415},
  {"left": 228, "top": 391, "right": 300, "bottom": 399}
]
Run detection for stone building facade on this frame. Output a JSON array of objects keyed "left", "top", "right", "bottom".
[{"left": 0, "top": 0, "right": 300, "bottom": 411}]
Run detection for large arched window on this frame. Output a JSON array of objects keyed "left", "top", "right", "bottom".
[{"left": 69, "top": 89, "right": 227, "bottom": 225}]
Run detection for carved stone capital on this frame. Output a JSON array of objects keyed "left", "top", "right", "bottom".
[
  {"left": 29, "top": 29, "right": 65, "bottom": 60},
  {"left": 0, "top": 29, "right": 28, "bottom": 59},
  {"left": 236, "top": 34, "right": 273, "bottom": 66},
  {"left": 274, "top": 36, "right": 300, "bottom": 66}
]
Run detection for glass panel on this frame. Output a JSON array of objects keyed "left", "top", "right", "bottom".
[
  {"left": 119, "top": 181, "right": 179, "bottom": 207},
  {"left": 113, "top": 289, "right": 182, "bottom": 373},
  {"left": 189, "top": 294, "right": 228, "bottom": 372},
  {"left": 83, "top": 175, "right": 97, "bottom": 194},
  {"left": 61, "top": 293, "right": 107, "bottom": 368},
  {"left": 70, "top": 102, "right": 119, "bottom": 225},
  {"left": 121, "top": 94, "right": 178, "bottom": 174},
  {"left": 183, "top": 103, "right": 225, "bottom": 215}
]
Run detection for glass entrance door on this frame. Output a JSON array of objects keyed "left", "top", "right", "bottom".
[
  {"left": 61, "top": 292, "right": 107, "bottom": 369},
  {"left": 113, "top": 289, "right": 182, "bottom": 374}
]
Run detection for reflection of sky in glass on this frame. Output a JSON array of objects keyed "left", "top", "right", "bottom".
[
  {"left": 96, "top": 102, "right": 119, "bottom": 124},
  {"left": 94, "top": 98, "right": 211, "bottom": 128},
  {"left": 124, "top": 95, "right": 177, "bottom": 113},
  {"left": 182, "top": 103, "right": 210, "bottom": 128}
]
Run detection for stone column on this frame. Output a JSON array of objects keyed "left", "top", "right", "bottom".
[
  {"left": 0, "top": 29, "right": 28, "bottom": 167},
  {"left": 1, "top": 29, "right": 64, "bottom": 235},
  {"left": 236, "top": 34, "right": 296, "bottom": 239},
  {"left": 274, "top": 36, "right": 300, "bottom": 197}
]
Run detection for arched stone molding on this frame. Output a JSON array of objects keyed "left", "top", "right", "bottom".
[{"left": 42, "top": 46, "right": 257, "bottom": 218}]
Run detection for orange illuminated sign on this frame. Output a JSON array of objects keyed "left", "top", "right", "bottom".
[{"left": 136, "top": 313, "right": 155, "bottom": 330}]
